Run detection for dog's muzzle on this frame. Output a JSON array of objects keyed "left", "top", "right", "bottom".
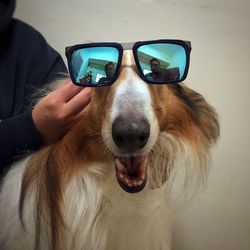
[{"left": 112, "top": 116, "right": 150, "bottom": 193}]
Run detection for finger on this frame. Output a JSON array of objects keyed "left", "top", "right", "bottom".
[
  {"left": 65, "top": 87, "right": 92, "bottom": 115},
  {"left": 70, "top": 106, "right": 90, "bottom": 125},
  {"left": 65, "top": 101, "right": 91, "bottom": 129},
  {"left": 53, "top": 81, "right": 84, "bottom": 102}
]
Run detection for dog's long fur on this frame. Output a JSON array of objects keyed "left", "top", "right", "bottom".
[{"left": 0, "top": 51, "right": 219, "bottom": 250}]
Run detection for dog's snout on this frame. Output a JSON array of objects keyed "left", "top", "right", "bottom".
[{"left": 112, "top": 117, "right": 150, "bottom": 152}]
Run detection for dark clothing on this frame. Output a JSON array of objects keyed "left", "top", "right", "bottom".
[
  {"left": 98, "top": 76, "right": 111, "bottom": 84},
  {"left": 145, "top": 67, "right": 180, "bottom": 82},
  {"left": 0, "top": 0, "right": 67, "bottom": 174}
]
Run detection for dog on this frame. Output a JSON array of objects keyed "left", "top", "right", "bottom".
[{"left": 0, "top": 49, "right": 219, "bottom": 250}]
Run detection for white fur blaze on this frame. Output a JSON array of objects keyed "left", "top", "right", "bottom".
[{"left": 105, "top": 52, "right": 159, "bottom": 155}]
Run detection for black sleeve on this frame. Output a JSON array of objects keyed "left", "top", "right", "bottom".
[
  {"left": 0, "top": 20, "right": 68, "bottom": 174},
  {"left": 0, "top": 110, "right": 42, "bottom": 172},
  {"left": 19, "top": 21, "right": 68, "bottom": 106}
]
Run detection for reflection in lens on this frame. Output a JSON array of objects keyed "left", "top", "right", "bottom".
[
  {"left": 98, "top": 61, "right": 115, "bottom": 84},
  {"left": 137, "top": 43, "right": 187, "bottom": 82},
  {"left": 70, "top": 47, "right": 119, "bottom": 85}
]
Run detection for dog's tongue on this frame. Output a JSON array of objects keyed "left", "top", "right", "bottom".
[{"left": 118, "top": 155, "right": 145, "bottom": 174}]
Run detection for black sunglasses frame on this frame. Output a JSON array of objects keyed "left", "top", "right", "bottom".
[
  {"left": 133, "top": 39, "right": 192, "bottom": 85},
  {"left": 65, "top": 39, "right": 192, "bottom": 87},
  {"left": 66, "top": 42, "right": 124, "bottom": 87}
]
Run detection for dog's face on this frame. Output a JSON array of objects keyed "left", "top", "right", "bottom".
[
  {"left": 71, "top": 50, "right": 219, "bottom": 194},
  {"left": 100, "top": 51, "right": 160, "bottom": 193}
]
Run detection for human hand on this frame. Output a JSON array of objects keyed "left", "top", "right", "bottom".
[{"left": 32, "top": 81, "right": 92, "bottom": 144}]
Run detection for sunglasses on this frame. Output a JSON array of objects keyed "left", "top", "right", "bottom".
[{"left": 65, "top": 39, "right": 192, "bottom": 87}]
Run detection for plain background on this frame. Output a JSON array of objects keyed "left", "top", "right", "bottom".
[{"left": 14, "top": 0, "right": 250, "bottom": 249}]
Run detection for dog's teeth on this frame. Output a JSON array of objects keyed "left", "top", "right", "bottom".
[
  {"left": 133, "top": 181, "right": 138, "bottom": 186},
  {"left": 118, "top": 172, "right": 124, "bottom": 180},
  {"left": 124, "top": 176, "right": 130, "bottom": 183},
  {"left": 140, "top": 171, "right": 146, "bottom": 180},
  {"left": 115, "top": 158, "right": 125, "bottom": 171},
  {"left": 138, "top": 180, "right": 143, "bottom": 186}
]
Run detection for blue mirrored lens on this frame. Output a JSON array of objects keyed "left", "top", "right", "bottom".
[
  {"left": 70, "top": 47, "right": 119, "bottom": 86},
  {"left": 137, "top": 43, "right": 187, "bottom": 82}
]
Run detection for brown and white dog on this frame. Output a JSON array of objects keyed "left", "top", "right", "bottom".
[{"left": 0, "top": 50, "right": 219, "bottom": 250}]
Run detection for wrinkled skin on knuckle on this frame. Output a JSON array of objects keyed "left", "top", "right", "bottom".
[{"left": 45, "top": 98, "right": 59, "bottom": 112}]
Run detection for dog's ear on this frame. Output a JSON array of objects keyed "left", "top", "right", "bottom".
[
  {"left": 19, "top": 124, "right": 84, "bottom": 250},
  {"left": 168, "top": 84, "right": 220, "bottom": 148},
  {"left": 19, "top": 143, "right": 73, "bottom": 250},
  {"left": 149, "top": 84, "right": 220, "bottom": 196}
]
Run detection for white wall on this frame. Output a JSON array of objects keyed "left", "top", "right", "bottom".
[{"left": 14, "top": 0, "right": 250, "bottom": 249}]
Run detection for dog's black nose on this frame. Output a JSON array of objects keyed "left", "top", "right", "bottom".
[{"left": 112, "top": 117, "right": 150, "bottom": 152}]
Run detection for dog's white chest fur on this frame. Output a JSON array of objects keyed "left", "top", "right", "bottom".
[
  {"left": 102, "top": 168, "right": 171, "bottom": 250},
  {"left": 63, "top": 162, "right": 172, "bottom": 250}
]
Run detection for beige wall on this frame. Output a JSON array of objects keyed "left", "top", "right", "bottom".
[{"left": 15, "top": 0, "right": 250, "bottom": 249}]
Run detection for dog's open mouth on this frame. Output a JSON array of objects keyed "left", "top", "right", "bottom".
[{"left": 114, "top": 155, "right": 147, "bottom": 193}]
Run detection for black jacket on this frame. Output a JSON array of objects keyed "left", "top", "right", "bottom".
[{"left": 0, "top": 0, "right": 67, "bottom": 173}]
